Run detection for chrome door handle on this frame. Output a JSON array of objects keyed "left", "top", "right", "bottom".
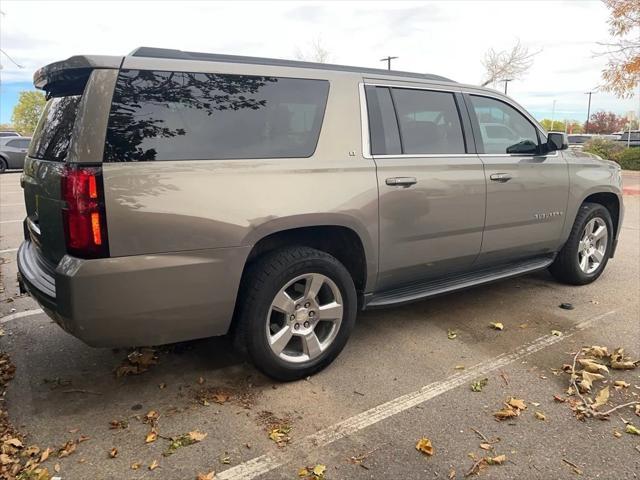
[
  {"left": 490, "top": 173, "right": 512, "bottom": 183},
  {"left": 386, "top": 177, "right": 417, "bottom": 187}
]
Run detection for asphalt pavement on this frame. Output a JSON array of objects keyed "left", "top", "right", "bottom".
[{"left": 1, "top": 170, "right": 639, "bottom": 480}]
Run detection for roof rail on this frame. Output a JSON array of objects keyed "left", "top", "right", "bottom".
[{"left": 129, "top": 47, "right": 455, "bottom": 83}]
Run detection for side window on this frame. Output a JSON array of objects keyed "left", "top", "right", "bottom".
[
  {"left": 470, "top": 95, "right": 539, "bottom": 154},
  {"left": 6, "top": 140, "right": 19, "bottom": 147},
  {"left": 392, "top": 88, "right": 466, "bottom": 154},
  {"left": 104, "top": 70, "right": 329, "bottom": 161},
  {"left": 18, "top": 139, "right": 31, "bottom": 148},
  {"left": 365, "top": 86, "right": 401, "bottom": 155}
]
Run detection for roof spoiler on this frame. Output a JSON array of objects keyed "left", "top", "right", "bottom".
[{"left": 33, "top": 55, "right": 123, "bottom": 97}]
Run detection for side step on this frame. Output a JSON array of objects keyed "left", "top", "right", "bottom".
[{"left": 365, "top": 255, "right": 555, "bottom": 308}]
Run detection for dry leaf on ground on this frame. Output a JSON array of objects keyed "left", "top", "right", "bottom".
[
  {"left": 626, "top": 424, "right": 640, "bottom": 435},
  {"left": 534, "top": 411, "right": 546, "bottom": 421},
  {"left": 163, "top": 431, "right": 208, "bottom": 456},
  {"left": 298, "top": 464, "right": 326, "bottom": 479},
  {"left": 415, "top": 437, "right": 434, "bottom": 456},
  {"left": 489, "top": 322, "right": 504, "bottom": 331},
  {"left": 471, "top": 378, "right": 488, "bottom": 392},
  {"left": 197, "top": 472, "right": 215, "bottom": 480},
  {"left": 109, "top": 447, "right": 118, "bottom": 458},
  {"left": 149, "top": 459, "right": 159, "bottom": 470},
  {"left": 592, "top": 386, "right": 610, "bottom": 410}
]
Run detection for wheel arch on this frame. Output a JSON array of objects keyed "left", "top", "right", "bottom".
[{"left": 241, "top": 221, "right": 373, "bottom": 295}]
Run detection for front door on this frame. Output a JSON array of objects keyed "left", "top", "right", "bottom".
[
  {"left": 466, "top": 94, "right": 569, "bottom": 266},
  {"left": 364, "top": 84, "right": 486, "bottom": 291}
]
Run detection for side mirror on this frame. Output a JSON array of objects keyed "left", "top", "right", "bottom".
[{"left": 547, "top": 132, "right": 568, "bottom": 151}]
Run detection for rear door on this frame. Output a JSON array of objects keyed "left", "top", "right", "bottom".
[
  {"left": 363, "top": 83, "right": 486, "bottom": 291},
  {"left": 465, "top": 93, "right": 569, "bottom": 265}
]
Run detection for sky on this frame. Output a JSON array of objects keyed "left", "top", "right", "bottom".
[{"left": 0, "top": 0, "right": 638, "bottom": 125}]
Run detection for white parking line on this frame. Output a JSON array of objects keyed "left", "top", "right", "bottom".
[
  {"left": 217, "top": 310, "right": 617, "bottom": 480},
  {"left": 0, "top": 309, "right": 44, "bottom": 324},
  {"left": 0, "top": 220, "right": 22, "bottom": 224},
  {"left": 0, "top": 248, "right": 18, "bottom": 254}
]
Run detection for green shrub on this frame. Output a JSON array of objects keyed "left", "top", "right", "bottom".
[
  {"left": 616, "top": 148, "right": 640, "bottom": 170},
  {"left": 583, "top": 138, "right": 624, "bottom": 161}
]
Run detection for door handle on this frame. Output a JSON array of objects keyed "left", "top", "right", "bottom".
[
  {"left": 386, "top": 177, "right": 417, "bottom": 187},
  {"left": 490, "top": 173, "right": 512, "bottom": 183}
]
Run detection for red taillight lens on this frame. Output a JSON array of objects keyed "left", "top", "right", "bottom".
[{"left": 61, "top": 165, "right": 109, "bottom": 258}]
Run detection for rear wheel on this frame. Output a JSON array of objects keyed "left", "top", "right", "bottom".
[
  {"left": 549, "top": 202, "right": 613, "bottom": 285},
  {"left": 235, "top": 246, "right": 357, "bottom": 381},
  {"left": 0, "top": 158, "right": 7, "bottom": 173}
]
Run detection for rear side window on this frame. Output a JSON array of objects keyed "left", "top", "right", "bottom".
[
  {"left": 365, "top": 86, "right": 401, "bottom": 155},
  {"left": 28, "top": 95, "right": 81, "bottom": 162},
  {"left": 392, "top": 88, "right": 466, "bottom": 155},
  {"left": 104, "top": 70, "right": 330, "bottom": 162}
]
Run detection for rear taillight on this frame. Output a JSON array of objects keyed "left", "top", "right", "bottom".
[{"left": 61, "top": 165, "right": 109, "bottom": 258}]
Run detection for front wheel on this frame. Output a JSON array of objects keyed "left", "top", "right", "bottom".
[
  {"left": 549, "top": 202, "right": 613, "bottom": 285},
  {"left": 235, "top": 246, "right": 357, "bottom": 381}
]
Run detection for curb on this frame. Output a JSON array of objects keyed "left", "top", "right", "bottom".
[{"left": 623, "top": 187, "right": 640, "bottom": 196}]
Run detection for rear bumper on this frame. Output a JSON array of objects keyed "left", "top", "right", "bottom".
[{"left": 17, "top": 240, "right": 250, "bottom": 347}]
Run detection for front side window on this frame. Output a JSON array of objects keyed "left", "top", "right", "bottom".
[
  {"left": 392, "top": 88, "right": 466, "bottom": 155},
  {"left": 104, "top": 70, "right": 329, "bottom": 162},
  {"left": 470, "top": 95, "right": 539, "bottom": 154}
]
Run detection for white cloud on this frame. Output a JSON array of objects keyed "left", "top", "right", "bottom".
[{"left": 0, "top": 0, "right": 637, "bottom": 120}]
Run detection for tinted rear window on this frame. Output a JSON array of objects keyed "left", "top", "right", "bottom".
[
  {"left": 28, "top": 95, "right": 81, "bottom": 162},
  {"left": 104, "top": 70, "right": 330, "bottom": 162}
]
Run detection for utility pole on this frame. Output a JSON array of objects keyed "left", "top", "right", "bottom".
[
  {"left": 550, "top": 100, "right": 557, "bottom": 131},
  {"left": 380, "top": 56, "right": 398, "bottom": 70},
  {"left": 502, "top": 79, "right": 513, "bottom": 95},
  {"left": 584, "top": 91, "right": 594, "bottom": 134}
]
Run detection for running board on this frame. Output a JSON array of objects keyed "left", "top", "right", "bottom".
[{"left": 365, "top": 255, "right": 555, "bottom": 308}]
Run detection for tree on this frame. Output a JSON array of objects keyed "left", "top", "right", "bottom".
[
  {"left": 11, "top": 91, "right": 46, "bottom": 136},
  {"left": 566, "top": 121, "right": 585, "bottom": 134},
  {"left": 480, "top": 40, "right": 539, "bottom": 87},
  {"left": 587, "top": 111, "right": 627, "bottom": 133},
  {"left": 294, "top": 37, "right": 331, "bottom": 63},
  {"left": 600, "top": 0, "right": 639, "bottom": 98}
]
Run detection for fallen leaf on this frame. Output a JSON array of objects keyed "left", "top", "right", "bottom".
[
  {"left": 109, "top": 447, "right": 118, "bottom": 458},
  {"left": 610, "top": 348, "right": 639, "bottom": 370},
  {"left": 626, "top": 424, "right": 640, "bottom": 435},
  {"left": 197, "top": 472, "right": 215, "bottom": 480},
  {"left": 415, "top": 437, "right": 434, "bottom": 456},
  {"left": 553, "top": 394, "right": 567, "bottom": 403},
  {"left": 534, "top": 411, "right": 546, "bottom": 421},
  {"left": 479, "top": 443, "right": 492, "bottom": 451},
  {"left": 486, "top": 454, "right": 506, "bottom": 465},
  {"left": 489, "top": 322, "right": 504, "bottom": 331},
  {"left": 551, "top": 330, "right": 562, "bottom": 336},
  {"left": 57, "top": 440, "right": 77, "bottom": 458},
  {"left": 159, "top": 383, "right": 167, "bottom": 389},
  {"left": 507, "top": 398, "right": 527, "bottom": 411},
  {"left": 583, "top": 345, "right": 609, "bottom": 358},
  {"left": 471, "top": 378, "right": 488, "bottom": 392},
  {"left": 312, "top": 465, "right": 326, "bottom": 476},
  {"left": 579, "top": 371, "right": 605, "bottom": 393},
  {"left": 211, "top": 393, "right": 230, "bottom": 405},
  {"left": 635, "top": 404, "right": 640, "bottom": 417},
  {"left": 592, "top": 386, "right": 610, "bottom": 410},
  {"left": 447, "top": 329, "right": 457, "bottom": 340},
  {"left": 455, "top": 365, "right": 465, "bottom": 370},
  {"left": 54, "top": 463, "right": 61, "bottom": 473},
  {"left": 494, "top": 407, "right": 518, "bottom": 420},
  {"left": 578, "top": 358, "right": 609, "bottom": 374},
  {"left": 268, "top": 426, "right": 291, "bottom": 446},
  {"left": 188, "top": 431, "right": 208, "bottom": 442},
  {"left": 109, "top": 419, "right": 129, "bottom": 430},
  {"left": 614, "top": 380, "right": 630, "bottom": 389},
  {"left": 144, "top": 410, "right": 159, "bottom": 424},
  {"left": 145, "top": 430, "right": 158, "bottom": 444},
  {"left": 613, "top": 431, "right": 622, "bottom": 438},
  {"left": 131, "top": 462, "right": 142, "bottom": 470},
  {"left": 149, "top": 459, "right": 159, "bottom": 470},
  {"left": 448, "top": 468, "right": 456, "bottom": 479},
  {"left": 40, "top": 447, "right": 52, "bottom": 463},
  {"left": 198, "top": 377, "right": 205, "bottom": 385}
]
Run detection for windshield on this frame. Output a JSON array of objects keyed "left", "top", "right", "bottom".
[{"left": 28, "top": 95, "right": 81, "bottom": 162}]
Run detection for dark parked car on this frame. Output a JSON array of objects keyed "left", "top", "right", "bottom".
[
  {"left": 0, "top": 136, "right": 31, "bottom": 172},
  {"left": 618, "top": 130, "right": 640, "bottom": 147}
]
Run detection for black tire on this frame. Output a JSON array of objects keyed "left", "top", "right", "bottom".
[
  {"left": 235, "top": 246, "right": 357, "bottom": 381},
  {"left": 0, "top": 157, "right": 7, "bottom": 174},
  {"left": 549, "top": 202, "right": 613, "bottom": 285}
]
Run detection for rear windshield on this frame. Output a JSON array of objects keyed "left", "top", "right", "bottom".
[
  {"left": 28, "top": 95, "right": 81, "bottom": 162},
  {"left": 103, "top": 70, "right": 329, "bottom": 162}
]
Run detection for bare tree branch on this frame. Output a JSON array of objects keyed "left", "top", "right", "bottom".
[
  {"left": 294, "top": 37, "right": 331, "bottom": 64},
  {"left": 480, "top": 40, "right": 540, "bottom": 87}
]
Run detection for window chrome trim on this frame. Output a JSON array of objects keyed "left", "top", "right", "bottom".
[{"left": 359, "top": 82, "right": 557, "bottom": 159}]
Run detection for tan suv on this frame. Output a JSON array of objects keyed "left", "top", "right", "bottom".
[{"left": 18, "top": 47, "right": 623, "bottom": 380}]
